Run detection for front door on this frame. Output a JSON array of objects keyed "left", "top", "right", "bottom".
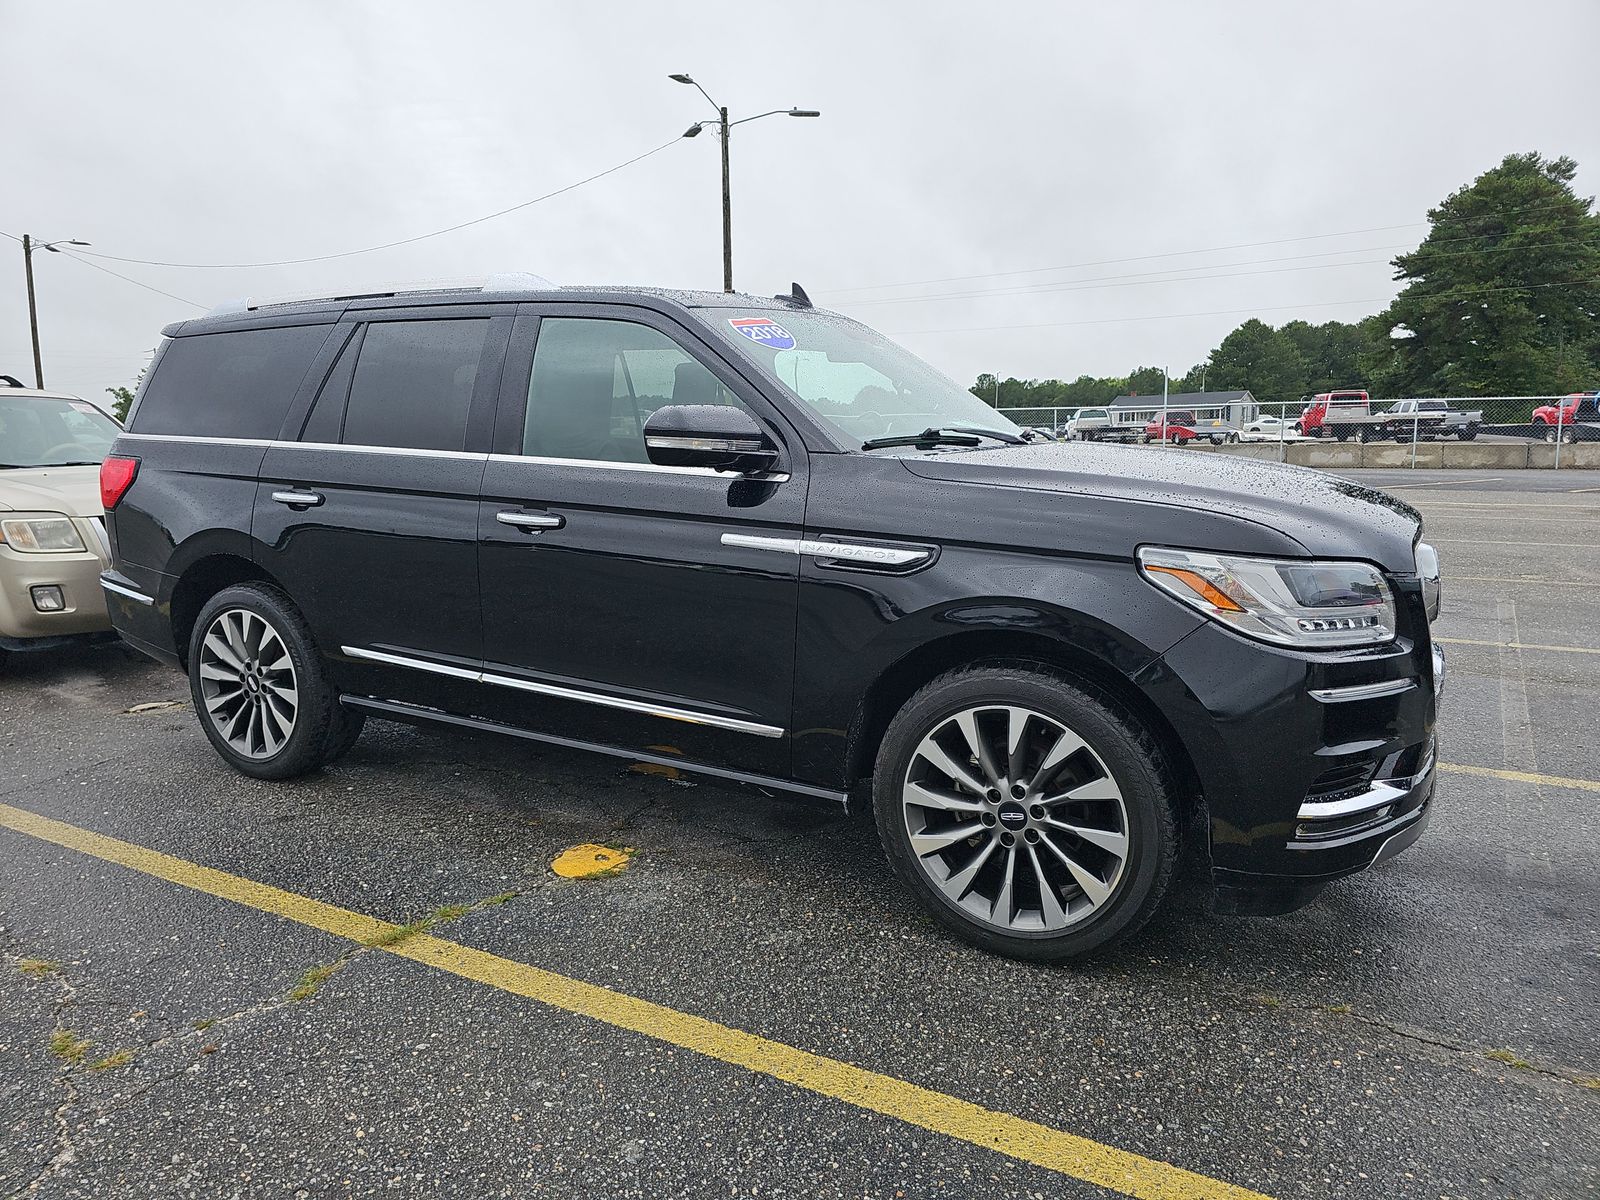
[{"left": 474, "top": 306, "right": 806, "bottom": 777}]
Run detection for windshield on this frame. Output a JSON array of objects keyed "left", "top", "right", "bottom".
[
  {"left": 0, "top": 395, "right": 119, "bottom": 468},
  {"left": 714, "top": 310, "right": 1021, "bottom": 445}
]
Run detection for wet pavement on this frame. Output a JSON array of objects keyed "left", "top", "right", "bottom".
[{"left": 1, "top": 469, "right": 1595, "bottom": 1199}]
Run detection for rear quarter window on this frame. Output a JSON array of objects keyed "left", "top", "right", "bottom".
[{"left": 131, "top": 324, "right": 332, "bottom": 439}]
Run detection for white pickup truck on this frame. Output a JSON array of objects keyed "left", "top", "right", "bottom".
[{"left": 1382, "top": 399, "right": 1484, "bottom": 442}]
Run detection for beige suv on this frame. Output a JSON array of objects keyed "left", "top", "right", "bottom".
[{"left": 0, "top": 380, "right": 121, "bottom": 668}]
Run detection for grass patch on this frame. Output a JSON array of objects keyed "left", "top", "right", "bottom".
[
  {"left": 16, "top": 958, "right": 59, "bottom": 978},
  {"left": 1253, "top": 993, "right": 1282, "bottom": 1008},
  {"left": 481, "top": 891, "right": 517, "bottom": 908},
  {"left": 1582, "top": 1077, "right": 1600, "bottom": 1090},
  {"left": 430, "top": 903, "right": 471, "bottom": 925},
  {"left": 49, "top": 1029, "right": 93, "bottom": 1064},
  {"left": 362, "top": 921, "right": 429, "bottom": 949},
  {"left": 1486, "top": 1048, "right": 1532, "bottom": 1069},
  {"left": 1322, "top": 1002, "right": 1353, "bottom": 1015},
  {"left": 87, "top": 1049, "right": 135, "bottom": 1071},
  {"left": 361, "top": 899, "right": 486, "bottom": 950},
  {"left": 192, "top": 1018, "right": 216, "bottom": 1031},
  {"left": 287, "top": 961, "right": 344, "bottom": 1002}
]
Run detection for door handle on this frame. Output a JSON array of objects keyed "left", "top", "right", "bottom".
[
  {"left": 271, "top": 489, "right": 324, "bottom": 508},
  {"left": 496, "top": 510, "right": 564, "bottom": 531}
]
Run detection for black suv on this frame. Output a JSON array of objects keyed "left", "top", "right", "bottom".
[{"left": 99, "top": 280, "right": 1443, "bottom": 960}]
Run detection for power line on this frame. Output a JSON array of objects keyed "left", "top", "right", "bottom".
[
  {"left": 838, "top": 233, "right": 1599, "bottom": 310},
  {"left": 831, "top": 198, "right": 1593, "bottom": 299},
  {"left": 57, "top": 249, "right": 205, "bottom": 307},
  {"left": 883, "top": 276, "right": 1600, "bottom": 338},
  {"left": 70, "top": 137, "right": 683, "bottom": 270}
]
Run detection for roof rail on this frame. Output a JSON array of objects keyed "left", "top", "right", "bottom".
[
  {"left": 204, "top": 273, "right": 560, "bottom": 318},
  {"left": 1, "top": 374, "right": 27, "bottom": 388}
]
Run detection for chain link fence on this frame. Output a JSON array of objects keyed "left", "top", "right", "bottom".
[{"left": 1000, "top": 393, "right": 1600, "bottom": 465}]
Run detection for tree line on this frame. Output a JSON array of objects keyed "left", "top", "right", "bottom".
[{"left": 973, "top": 152, "right": 1600, "bottom": 408}]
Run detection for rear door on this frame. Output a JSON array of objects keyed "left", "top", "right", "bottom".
[
  {"left": 253, "top": 304, "right": 511, "bottom": 685},
  {"left": 473, "top": 304, "right": 806, "bottom": 777}
]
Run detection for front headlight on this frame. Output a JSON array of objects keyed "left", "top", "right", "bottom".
[
  {"left": 1137, "top": 546, "right": 1397, "bottom": 649},
  {"left": 0, "top": 516, "right": 88, "bottom": 554}
]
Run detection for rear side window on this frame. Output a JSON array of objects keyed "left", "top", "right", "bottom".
[
  {"left": 339, "top": 320, "right": 489, "bottom": 452},
  {"left": 132, "top": 325, "right": 331, "bottom": 439}
]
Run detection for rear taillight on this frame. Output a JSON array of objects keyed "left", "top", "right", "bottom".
[{"left": 100, "top": 456, "right": 139, "bottom": 510}]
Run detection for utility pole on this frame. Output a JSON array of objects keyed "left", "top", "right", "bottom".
[
  {"left": 719, "top": 106, "right": 733, "bottom": 293},
  {"left": 19, "top": 234, "right": 90, "bottom": 390},
  {"left": 22, "top": 235, "right": 43, "bottom": 389},
  {"left": 671, "top": 75, "right": 819, "bottom": 294}
]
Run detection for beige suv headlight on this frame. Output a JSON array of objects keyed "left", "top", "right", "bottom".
[{"left": 0, "top": 516, "right": 87, "bottom": 553}]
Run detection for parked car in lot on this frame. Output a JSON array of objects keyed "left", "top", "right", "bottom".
[
  {"left": 101, "top": 280, "right": 1444, "bottom": 961},
  {"left": 1382, "top": 399, "right": 1482, "bottom": 442},
  {"left": 0, "top": 378, "right": 120, "bottom": 668},
  {"left": 1239, "top": 415, "right": 1305, "bottom": 443},
  {"left": 1064, "top": 407, "right": 1111, "bottom": 440},
  {"left": 1143, "top": 411, "right": 1198, "bottom": 444},
  {"left": 1298, "top": 390, "right": 1391, "bottom": 441},
  {"left": 1532, "top": 392, "right": 1599, "bottom": 443}
]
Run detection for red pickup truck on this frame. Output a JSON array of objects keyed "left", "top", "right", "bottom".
[
  {"left": 1143, "top": 411, "right": 1198, "bottom": 444},
  {"left": 1532, "top": 393, "right": 1598, "bottom": 442},
  {"left": 1297, "top": 390, "right": 1375, "bottom": 439}
]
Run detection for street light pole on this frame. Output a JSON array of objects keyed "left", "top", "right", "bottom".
[
  {"left": 22, "top": 235, "right": 42, "bottom": 389},
  {"left": 19, "top": 234, "right": 90, "bottom": 390},
  {"left": 719, "top": 106, "right": 732, "bottom": 293},
  {"left": 671, "top": 75, "right": 819, "bottom": 293}
]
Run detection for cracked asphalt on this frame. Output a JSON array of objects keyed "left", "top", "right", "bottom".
[{"left": 2, "top": 468, "right": 1596, "bottom": 1199}]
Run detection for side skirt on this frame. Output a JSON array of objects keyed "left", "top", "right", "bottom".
[{"left": 339, "top": 695, "right": 850, "bottom": 806}]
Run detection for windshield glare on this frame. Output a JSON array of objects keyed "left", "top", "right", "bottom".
[
  {"left": 0, "top": 396, "right": 119, "bottom": 468},
  {"left": 716, "top": 311, "right": 1021, "bottom": 445}
]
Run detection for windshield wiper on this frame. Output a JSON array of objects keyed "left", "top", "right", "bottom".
[{"left": 861, "top": 425, "right": 1027, "bottom": 451}]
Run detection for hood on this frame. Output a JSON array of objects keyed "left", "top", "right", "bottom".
[
  {"left": 897, "top": 441, "right": 1423, "bottom": 571},
  {"left": 0, "top": 465, "right": 105, "bottom": 518}
]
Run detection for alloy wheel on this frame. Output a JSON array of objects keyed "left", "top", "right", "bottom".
[
  {"left": 900, "top": 705, "right": 1130, "bottom": 933},
  {"left": 197, "top": 608, "right": 299, "bottom": 759}
]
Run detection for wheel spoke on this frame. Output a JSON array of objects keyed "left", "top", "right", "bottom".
[
  {"left": 224, "top": 612, "right": 250, "bottom": 663},
  {"left": 1026, "top": 844, "right": 1069, "bottom": 929},
  {"left": 1027, "top": 727, "right": 1088, "bottom": 793},
  {"left": 203, "top": 632, "right": 244, "bottom": 672},
  {"left": 1043, "top": 776, "right": 1121, "bottom": 805},
  {"left": 198, "top": 661, "right": 237, "bottom": 684},
  {"left": 203, "top": 686, "right": 244, "bottom": 715},
  {"left": 914, "top": 737, "right": 989, "bottom": 797},
  {"left": 904, "top": 781, "right": 985, "bottom": 815},
  {"left": 910, "top": 822, "right": 985, "bottom": 857},
  {"left": 953, "top": 710, "right": 1002, "bottom": 787},
  {"left": 1042, "top": 818, "right": 1128, "bottom": 859},
  {"left": 1039, "top": 831, "right": 1112, "bottom": 907},
  {"left": 991, "top": 846, "right": 1016, "bottom": 926},
  {"left": 937, "top": 837, "right": 998, "bottom": 902},
  {"left": 1004, "top": 706, "right": 1031, "bottom": 781}
]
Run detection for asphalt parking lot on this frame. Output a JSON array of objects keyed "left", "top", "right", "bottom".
[{"left": 2, "top": 468, "right": 1596, "bottom": 1199}]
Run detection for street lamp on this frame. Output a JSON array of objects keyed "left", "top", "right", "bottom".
[
  {"left": 670, "top": 73, "right": 819, "bottom": 292},
  {"left": 20, "top": 235, "right": 91, "bottom": 389}
]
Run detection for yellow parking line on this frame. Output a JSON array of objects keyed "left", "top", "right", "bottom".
[
  {"left": 0, "top": 802, "right": 1269, "bottom": 1200},
  {"left": 1439, "top": 763, "right": 1600, "bottom": 794},
  {"left": 1436, "top": 636, "right": 1600, "bottom": 656}
]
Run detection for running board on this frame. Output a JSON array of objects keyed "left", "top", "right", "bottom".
[{"left": 339, "top": 695, "right": 849, "bottom": 806}]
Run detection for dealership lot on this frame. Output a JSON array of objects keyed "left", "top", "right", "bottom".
[{"left": 1, "top": 469, "right": 1595, "bottom": 1199}]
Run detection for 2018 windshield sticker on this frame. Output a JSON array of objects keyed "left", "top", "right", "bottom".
[{"left": 730, "top": 317, "right": 795, "bottom": 350}]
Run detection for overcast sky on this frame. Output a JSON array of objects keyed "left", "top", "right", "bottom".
[{"left": 4, "top": 0, "right": 1597, "bottom": 408}]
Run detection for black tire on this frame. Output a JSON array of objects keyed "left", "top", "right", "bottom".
[
  {"left": 1458, "top": 425, "right": 1478, "bottom": 442},
  {"left": 187, "top": 583, "right": 341, "bottom": 780},
  {"left": 871, "top": 664, "right": 1179, "bottom": 962}
]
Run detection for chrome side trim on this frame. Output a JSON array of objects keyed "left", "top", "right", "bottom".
[
  {"left": 1297, "top": 754, "right": 1434, "bottom": 821},
  {"left": 118, "top": 432, "right": 272, "bottom": 448},
  {"left": 1308, "top": 678, "right": 1415, "bottom": 703},
  {"left": 342, "top": 645, "right": 480, "bottom": 681},
  {"left": 489, "top": 452, "right": 736, "bottom": 478},
  {"left": 339, "top": 645, "right": 784, "bottom": 738},
  {"left": 721, "top": 533, "right": 802, "bottom": 554},
  {"left": 719, "top": 533, "right": 932, "bottom": 568},
  {"left": 644, "top": 434, "right": 766, "bottom": 453},
  {"left": 280, "top": 441, "right": 488, "bottom": 461},
  {"left": 100, "top": 576, "right": 154, "bottom": 605}
]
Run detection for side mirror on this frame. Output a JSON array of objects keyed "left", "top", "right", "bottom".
[{"left": 643, "top": 405, "right": 779, "bottom": 474}]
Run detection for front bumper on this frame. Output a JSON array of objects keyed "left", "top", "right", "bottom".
[
  {"left": 0, "top": 524, "right": 112, "bottom": 644},
  {"left": 1138, "top": 581, "right": 1442, "bottom": 909}
]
